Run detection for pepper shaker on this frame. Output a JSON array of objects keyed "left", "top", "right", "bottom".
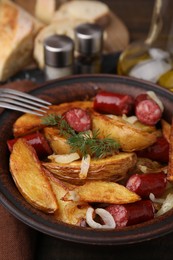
[
  {"left": 44, "top": 34, "right": 74, "bottom": 80},
  {"left": 74, "top": 23, "right": 103, "bottom": 74}
]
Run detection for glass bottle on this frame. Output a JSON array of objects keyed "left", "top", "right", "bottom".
[
  {"left": 74, "top": 23, "right": 103, "bottom": 74},
  {"left": 117, "top": 0, "right": 173, "bottom": 91},
  {"left": 44, "top": 35, "right": 74, "bottom": 80}
]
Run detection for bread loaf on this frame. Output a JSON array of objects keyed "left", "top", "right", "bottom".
[
  {"left": 0, "top": 0, "right": 43, "bottom": 82},
  {"left": 52, "top": 0, "right": 110, "bottom": 27}
]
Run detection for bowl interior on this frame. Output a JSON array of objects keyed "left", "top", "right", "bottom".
[{"left": 0, "top": 74, "right": 173, "bottom": 245}]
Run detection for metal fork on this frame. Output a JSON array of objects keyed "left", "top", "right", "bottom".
[{"left": 0, "top": 88, "right": 51, "bottom": 116}]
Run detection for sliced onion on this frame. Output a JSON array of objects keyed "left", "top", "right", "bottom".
[
  {"left": 79, "top": 154, "right": 91, "bottom": 179},
  {"left": 156, "top": 193, "right": 173, "bottom": 216},
  {"left": 48, "top": 152, "right": 80, "bottom": 164},
  {"left": 147, "top": 91, "right": 164, "bottom": 112},
  {"left": 138, "top": 165, "right": 148, "bottom": 173},
  {"left": 122, "top": 114, "right": 138, "bottom": 124},
  {"left": 86, "top": 207, "right": 116, "bottom": 229},
  {"left": 149, "top": 193, "right": 164, "bottom": 204}
]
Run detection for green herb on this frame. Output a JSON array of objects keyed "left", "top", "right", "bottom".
[
  {"left": 41, "top": 114, "right": 75, "bottom": 137},
  {"left": 41, "top": 114, "right": 119, "bottom": 158},
  {"left": 68, "top": 130, "right": 120, "bottom": 158}
]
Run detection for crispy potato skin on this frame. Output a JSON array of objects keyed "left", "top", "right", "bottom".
[
  {"left": 42, "top": 152, "right": 137, "bottom": 185},
  {"left": 10, "top": 138, "right": 57, "bottom": 213},
  {"left": 161, "top": 119, "right": 171, "bottom": 143},
  {"left": 46, "top": 172, "right": 89, "bottom": 225},
  {"left": 63, "top": 180, "right": 141, "bottom": 204},
  {"left": 43, "top": 127, "right": 71, "bottom": 154},
  {"left": 91, "top": 111, "right": 158, "bottom": 152}
]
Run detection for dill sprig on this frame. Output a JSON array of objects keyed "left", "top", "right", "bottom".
[
  {"left": 41, "top": 114, "right": 75, "bottom": 137},
  {"left": 68, "top": 130, "right": 119, "bottom": 158},
  {"left": 41, "top": 114, "right": 119, "bottom": 158}
]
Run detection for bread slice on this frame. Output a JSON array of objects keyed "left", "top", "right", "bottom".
[
  {"left": 0, "top": 0, "right": 43, "bottom": 82},
  {"left": 52, "top": 0, "right": 110, "bottom": 27}
]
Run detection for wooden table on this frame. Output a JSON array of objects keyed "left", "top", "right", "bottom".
[{"left": 105, "top": 0, "right": 155, "bottom": 41}]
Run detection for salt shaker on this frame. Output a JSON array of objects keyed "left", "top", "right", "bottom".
[
  {"left": 74, "top": 23, "right": 103, "bottom": 74},
  {"left": 44, "top": 35, "right": 74, "bottom": 80}
]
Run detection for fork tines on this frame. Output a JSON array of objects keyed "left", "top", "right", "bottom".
[{"left": 0, "top": 88, "right": 52, "bottom": 116}]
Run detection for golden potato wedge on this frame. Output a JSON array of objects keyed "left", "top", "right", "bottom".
[
  {"left": 133, "top": 120, "right": 157, "bottom": 133},
  {"left": 13, "top": 101, "right": 93, "bottom": 137},
  {"left": 91, "top": 111, "right": 158, "bottom": 152},
  {"left": 161, "top": 119, "right": 171, "bottom": 143},
  {"left": 43, "top": 127, "right": 71, "bottom": 154},
  {"left": 10, "top": 138, "right": 57, "bottom": 213},
  {"left": 42, "top": 152, "right": 137, "bottom": 184},
  {"left": 13, "top": 113, "right": 42, "bottom": 137},
  {"left": 46, "top": 172, "right": 89, "bottom": 225},
  {"left": 63, "top": 180, "right": 141, "bottom": 204}
]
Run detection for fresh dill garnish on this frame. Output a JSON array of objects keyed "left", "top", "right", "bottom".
[
  {"left": 68, "top": 130, "right": 120, "bottom": 158},
  {"left": 41, "top": 114, "right": 75, "bottom": 137},
  {"left": 41, "top": 114, "right": 61, "bottom": 126},
  {"left": 41, "top": 114, "right": 120, "bottom": 158}
]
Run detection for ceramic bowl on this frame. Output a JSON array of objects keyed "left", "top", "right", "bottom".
[{"left": 0, "top": 74, "right": 173, "bottom": 245}]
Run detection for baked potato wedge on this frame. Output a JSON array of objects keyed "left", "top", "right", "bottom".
[
  {"left": 91, "top": 111, "right": 158, "bottom": 152},
  {"left": 161, "top": 119, "right": 171, "bottom": 143},
  {"left": 13, "top": 101, "right": 93, "bottom": 137},
  {"left": 46, "top": 172, "right": 89, "bottom": 225},
  {"left": 42, "top": 152, "right": 137, "bottom": 184},
  {"left": 10, "top": 138, "right": 57, "bottom": 213},
  {"left": 43, "top": 126, "right": 71, "bottom": 154},
  {"left": 63, "top": 180, "right": 141, "bottom": 204}
]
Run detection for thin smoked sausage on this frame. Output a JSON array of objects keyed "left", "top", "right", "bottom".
[
  {"left": 135, "top": 93, "right": 162, "bottom": 125},
  {"left": 126, "top": 172, "right": 167, "bottom": 198},
  {"left": 93, "top": 90, "right": 134, "bottom": 116},
  {"left": 64, "top": 108, "right": 91, "bottom": 132},
  {"left": 136, "top": 136, "right": 169, "bottom": 163},
  {"left": 106, "top": 200, "right": 155, "bottom": 227},
  {"left": 7, "top": 132, "right": 52, "bottom": 159}
]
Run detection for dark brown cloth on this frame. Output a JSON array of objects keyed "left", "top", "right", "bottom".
[{"left": 0, "top": 205, "right": 37, "bottom": 260}]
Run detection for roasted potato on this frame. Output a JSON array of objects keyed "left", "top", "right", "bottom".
[
  {"left": 43, "top": 127, "right": 71, "bottom": 154},
  {"left": 10, "top": 138, "right": 57, "bottom": 213},
  {"left": 91, "top": 111, "right": 158, "bottom": 152},
  {"left": 13, "top": 101, "right": 93, "bottom": 137},
  {"left": 161, "top": 119, "right": 171, "bottom": 143},
  {"left": 42, "top": 152, "right": 137, "bottom": 184},
  {"left": 47, "top": 172, "right": 89, "bottom": 225},
  {"left": 63, "top": 180, "right": 141, "bottom": 204}
]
